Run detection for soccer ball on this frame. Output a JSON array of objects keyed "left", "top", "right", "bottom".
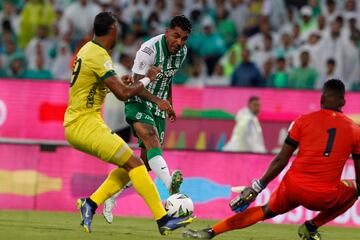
[{"left": 165, "top": 193, "right": 194, "bottom": 217}]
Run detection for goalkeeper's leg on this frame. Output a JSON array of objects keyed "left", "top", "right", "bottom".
[{"left": 310, "top": 180, "right": 357, "bottom": 228}]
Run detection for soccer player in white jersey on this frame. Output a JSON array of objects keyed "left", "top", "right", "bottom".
[{"left": 103, "top": 15, "right": 192, "bottom": 223}]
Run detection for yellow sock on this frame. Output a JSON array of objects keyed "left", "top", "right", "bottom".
[
  {"left": 90, "top": 168, "right": 130, "bottom": 206},
  {"left": 129, "top": 165, "right": 167, "bottom": 220}
]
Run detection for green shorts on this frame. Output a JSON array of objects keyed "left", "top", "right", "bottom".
[{"left": 125, "top": 101, "right": 166, "bottom": 148}]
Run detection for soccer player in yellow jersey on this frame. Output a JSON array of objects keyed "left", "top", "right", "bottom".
[{"left": 63, "top": 12, "right": 193, "bottom": 235}]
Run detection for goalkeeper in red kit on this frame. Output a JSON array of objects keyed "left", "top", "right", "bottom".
[{"left": 183, "top": 79, "right": 360, "bottom": 240}]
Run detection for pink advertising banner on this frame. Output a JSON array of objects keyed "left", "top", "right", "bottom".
[
  {"left": 0, "top": 144, "right": 359, "bottom": 227},
  {"left": 1, "top": 79, "right": 360, "bottom": 142}
]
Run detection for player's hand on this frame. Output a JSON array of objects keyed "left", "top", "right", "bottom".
[
  {"left": 156, "top": 99, "right": 172, "bottom": 112},
  {"left": 121, "top": 74, "right": 134, "bottom": 85},
  {"left": 229, "top": 180, "right": 266, "bottom": 213},
  {"left": 167, "top": 108, "right": 176, "bottom": 122},
  {"left": 146, "top": 66, "right": 161, "bottom": 81}
]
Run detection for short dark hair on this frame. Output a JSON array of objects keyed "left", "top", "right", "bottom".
[
  {"left": 169, "top": 15, "right": 192, "bottom": 33},
  {"left": 276, "top": 56, "right": 286, "bottom": 63},
  {"left": 323, "top": 79, "right": 345, "bottom": 98},
  {"left": 327, "top": 58, "right": 336, "bottom": 65},
  {"left": 93, "top": 12, "right": 117, "bottom": 36},
  {"left": 248, "top": 96, "right": 260, "bottom": 104}
]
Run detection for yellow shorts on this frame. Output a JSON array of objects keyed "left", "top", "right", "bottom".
[{"left": 64, "top": 114, "right": 133, "bottom": 166}]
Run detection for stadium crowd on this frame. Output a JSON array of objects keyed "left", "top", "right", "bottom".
[{"left": 0, "top": 0, "right": 359, "bottom": 90}]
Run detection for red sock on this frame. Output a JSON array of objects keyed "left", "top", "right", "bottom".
[{"left": 212, "top": 206, "right": 265, "bottom": 235}]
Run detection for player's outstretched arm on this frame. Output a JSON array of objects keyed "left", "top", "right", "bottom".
[
  {"left": 104, "top": 67, "right": 160, "bottom": 101},
  {"left": 230, "top": 143, "right": 296, "bottom": 213},
  {"left": 259, "top": 143, "right": 295, "bottom": 185}
]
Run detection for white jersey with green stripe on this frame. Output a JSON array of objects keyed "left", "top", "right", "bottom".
[{"left": 129, "top": 34, "right": 187, "bottom": 118}]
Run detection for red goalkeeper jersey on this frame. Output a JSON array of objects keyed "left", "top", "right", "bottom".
[{"left": 285, "top": 108, "right": 360, "bottom": 191}]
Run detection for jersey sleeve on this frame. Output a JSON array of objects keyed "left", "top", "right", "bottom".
[
  {"left": 285, "top": 116, "right": 303, "bottom": 148},
  {"left": 87, "top": 52, "right": 116, "bottom": 81},
  {"left": 132, "top": 45, "right": 155, "bottom": 76}
]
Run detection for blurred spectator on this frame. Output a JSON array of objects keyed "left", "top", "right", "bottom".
[
  {"left": 5, "top": 54, "right": 26, "bottom": 78},
  {"left": 252, "top": 33, "right": 274, "bottom": 75},
  {"left": 220, "top": 34, "right": 248, "bottom": 77},
  {"left": 316, "top": 58, "right": 337, "bottom": 89},
  {"left": 317, "top": 21, "right": 347, "bottom": 81},
  {"left": 298, "top": 5, "right": 318, "bottom": 41},
  {"left": 153, "top": 0, "right": 170, "bottom": 24},
  {"left": 288, "top": 50, "right": 318, "bottom": 89},
  {"left": 23, "top": 45, "right": 53, "bottom": 79},
  {"left": 262, "top": 57, "right": 273, "bottom": 82},
  {"left": 25, "top": 25, "right": 52, "bottom": 70},
  {"left": 292, "top": 31, "right": 321, "bottom": 70},
  {"left": 231, "top": 48, "right": 263, "bottom": 87},
  {"left": 248, "top": 20, "right": 277, "bottom": 51},
  {"left": 196, "top": 16, "right": 226, "bottom": 75},
  {"left": 267, "top": 57, "right": 289, "bottom": 88},
  {"left": 344, "top": 13, "right": 360, "bottom": 45},
  {"left": 279, "top": 6, "right": 297, "bottom": 34},
  {"left": 321, "top": 0, "right": 338, "bottom": 25},
  {"left": 223, "top": 96, "right": 266, "bottom": 153},
  {"left": 292, "top": 23, "right": 303, "bottom": 47},
  {"left": 274, "top": 32, "right": 295, "bottom": 65},
  {"left": 2, "top": 38, "right": 22, "bottom": 66},
  {"left": 215, "top": 5, "right": 237, "bottom": 48},
  {"left": 316, "top": 14, "right": 327, "bottom": 33},
  {"left": 113, "top": 6, "right": 129, "bottom": 40},
  {"left": 50, "top": 40, "right": 72, "bottom": 80},
  {"left": 262, "top": 0, "right": 287, "bottom": 31},
  {"left": 206, "top": 63, "right": 231, "bottom": 86},
  {"left": 243, "top": 0, "right": 265, "bottom": 36},
  {"left": 185, "top": 59, "right": 206, "bottom": 87},
  {"left": 0, "top": 1, "right": 19, "bottom": 35},
  {"left": 18, "top": 0, "right": 56, "bottom": 49},
  {"left": 342, "top": 35, "right": 360, "bottom": 89},
  {"left": 308, "top": 0, "right": 321, "bottom": 17},
  {"left": 59, "top": 0, "right": 101, "bottom": 45},
  {"left": 146, "top": 12, "right": 164, "bottom": 37},
  {"left": 228, "top": 0, "right": 247, "bottom": 34}
]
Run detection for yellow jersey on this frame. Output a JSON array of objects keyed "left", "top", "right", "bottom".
[{"left": 64, "top": 40, "right": 116, "bottom": 126}]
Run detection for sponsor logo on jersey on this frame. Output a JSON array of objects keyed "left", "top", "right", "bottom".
[
  {"left": 156, "top": 69, "right": 177, "bottom": 80},
  {"left": 141, "top": 47, "right": 154, "bottom": 56},
  {"left": 86, "top": 83, "right": 98, "bottom": 108}
]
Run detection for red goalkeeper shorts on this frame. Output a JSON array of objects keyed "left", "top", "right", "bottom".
[{"left": 268, "top": 175, "right": 357, "bottom": 214}]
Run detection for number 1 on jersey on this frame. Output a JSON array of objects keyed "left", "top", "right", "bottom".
[{"left": 324, "top": 128, "right": 336, "bottom": 157}]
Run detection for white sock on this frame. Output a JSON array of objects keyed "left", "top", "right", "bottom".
[
  {"left": 110, "top": 181, "right": 132, "bottom": 200},
  {"left": 148, "top": 155, "right": 172, "bottom": 190}
]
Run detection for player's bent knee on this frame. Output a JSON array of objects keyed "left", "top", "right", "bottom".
[{"left": 262, "top": 205, "right": 277, "bottom": 220}]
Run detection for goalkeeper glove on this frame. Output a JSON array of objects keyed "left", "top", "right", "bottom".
[{"left": 229, "top": 179, "right": 266, "bottom": 213}]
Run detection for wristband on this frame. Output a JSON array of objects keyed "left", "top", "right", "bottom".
[
  {"left": 251, "top": 179, "right": 266, "bottom": 193},
  {"left": 139, "top": 77, "right": 150, "bottom": 87}
]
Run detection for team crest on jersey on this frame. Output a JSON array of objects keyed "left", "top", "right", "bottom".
[
  {"left": 136, "top": 112, "right": 143, "bottom": 119},
  {"left": 104, "top": 60, "right": 113, "bottom": 70},
  {"left": 139, "top": 61, "right": 146, "bottom": 70}
]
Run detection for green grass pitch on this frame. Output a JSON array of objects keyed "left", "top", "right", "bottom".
[{"left": 0, "top": 211, "right": 359, "bottom": 240}]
